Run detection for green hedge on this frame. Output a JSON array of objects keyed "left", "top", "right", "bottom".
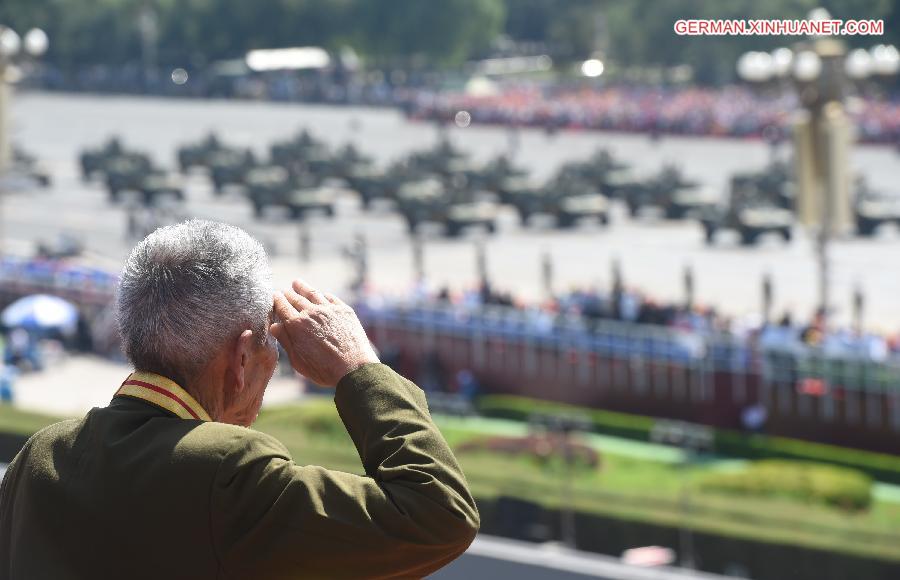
[
  {"left": 476, "top": 395, "right": 657, "bottom": 441},
  {"left": 698, "top": 460, "right": 873, "bottom": 511},
  {"left": 714, "top": 430, "right": 900, "bottom": 486},
  {"left": 476, "top": 395, "right": 900, "bottom": 484}
]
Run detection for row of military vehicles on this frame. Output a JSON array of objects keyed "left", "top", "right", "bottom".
[{"left": 78, "top": 130, "right": 900, "bottom": 243}]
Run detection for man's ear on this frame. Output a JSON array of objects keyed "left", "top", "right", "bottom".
[{"left": 229, "top": 329, "right": 255, "bottom": 394}]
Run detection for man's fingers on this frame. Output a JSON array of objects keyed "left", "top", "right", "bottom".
[
  {"left": 292, "top": 278, "right": 327, "bottom": 305},
  {"left": 269, "top": 321, "right": 285, "bottom": 341},
  {"left": 273, "top": 292, "right": 301, "bottom": 321},
  {"left": 322, "top": 292, "right": 341, "bottom": 305},
  {"left": 283, "top": 287, "right": 314, "bottom": 312}
]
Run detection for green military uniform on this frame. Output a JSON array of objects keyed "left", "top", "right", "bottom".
[{"left": 0, "top": 363, "right": 479, "bottom": 579}]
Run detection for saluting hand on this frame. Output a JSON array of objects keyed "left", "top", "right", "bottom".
[{"left": 270, "top": 279, "right": 380, "bottom": 387}]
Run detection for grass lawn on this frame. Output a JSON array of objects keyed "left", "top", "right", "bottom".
[
  {"left": 253, "top": 400, "right": 900, "bottom": 563},
  {"left": 0, "top": 404, "right": 67, "bottom": 437}
]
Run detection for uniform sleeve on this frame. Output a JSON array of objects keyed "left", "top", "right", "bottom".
[{"left": 210, "top": 363, "right": 480, "bottom": 579}]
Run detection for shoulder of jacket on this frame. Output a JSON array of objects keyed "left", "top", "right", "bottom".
[
  {"left": 25, "top": 418, "right": 83, "bottom": 448},
  {"left": 183, "top": 421, "right": 292, "bottom": 468}
]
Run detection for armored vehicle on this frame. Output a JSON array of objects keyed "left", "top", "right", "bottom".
[
  {"left": 730, "top": 160, "right": 794, "bottom": 210},
  {"left": 208, "top": 149, "right": 257, "bottom": 194},
  {"left": 11, "top": 147, "right": 51, "bottom": 188},
  {"left": 133, "top": 172, "right": 186, "bottom": 205},
  {"left": 598, "top": 166, "right": 641, "bottom": 199},
  {"left": 344, "top": 164, "right": 392, "bottom": 209},
  {"left": 330, "top": 143, "right": 375, "bottom": 182},
  {"left": 621, "top": 164, "right": 714, "bottom": 219},
  {"left": 270, "top": 129, "right": 329, "bottom": 167},
  {"left": 103, "top": 154, "right": 153, "bottom": 198},
  {"left": 405, "top": 138, "right": 482, "bottom": 185},
  {"left": 78, "top": 137, "right": 127, "bottom": 180},
  {"left": 443, "top": 201, "right": 500, "bottom": 237},
  {"left": 469, "top": 155, "right": 529, "bottom": 199},
  {"left": 177, "top": 133, "right": 226, "bottom": 172},
  {"left": 855, "top": 179, "right": 900, "bottom": 237},
  {"left": 283, "top": 185, "right": 340, "bottom": 220},
  {"left": 506, "top": 170, "right": 610, "bottom": 229},
  {"left": 243, "top": 166, "right": 337, "bottom": 219},
  {"left": 394, "top": 177, "right": 498, "bottom": 237},
  {"left": 699, "top": 174, "right": 793, "bottom": 245},
  {"left": 559, "top": 148, "right": 631, "bottom": 193},
  {"left": 104, "top": 155, "right": 183, "bottom": 205}
]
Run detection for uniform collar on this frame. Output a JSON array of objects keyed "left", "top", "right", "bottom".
[{"left": 114, "top": 371, "right": 212, "bottom": 421}]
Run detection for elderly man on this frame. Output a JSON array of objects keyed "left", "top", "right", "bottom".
[{"left": 0, "top": 220, "right": 479, "bottom": 579}]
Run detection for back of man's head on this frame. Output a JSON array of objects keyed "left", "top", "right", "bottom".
[{"left": 116, "top": 219, "right": 271, "bottom": 386}]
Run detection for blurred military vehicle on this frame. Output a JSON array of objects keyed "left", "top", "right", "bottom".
[
  {"left": 730, "top": 160, "right": 794, "bottom": 210},
  {"left": 394, "top": 176, "right": 499, "bottom": 237},
  {"left": 469, "top": 155, "right": 529, "bottom": 199},
  {"left": 343, "top": 164, "right": 393, "bottom": 209},
  {"left": 699, "top": 174, "right": 793, "bottom": 245},
  {"left": 270, "top": 129, "right": 329, "bottom": 167},
  {"left": 854, "top": 178, "right": 900, "bottom": 237},
  {"left": 505, "top": 169, "right": 610, "bottom": 229},
  {"left": 406, "top": 138, "right": 482, "bottom": 185},
  {"left": 35, "top": 234, "right": 84, "bottom": 259},
  {"left": 328, "top": 143, "right": 375, "bottom": 182},
  {"left": 243, "top": 165, "right": 337, "bottom": 219},
  {"left": 11, "top": 146, "right": 52, "bottom": 188},
  {"left": 104, "top": 155, "right": 184, "bottom": 205},
  {"left": 559, "top": 148, "right": 632, "bottom": 194},
  {"left": 78, "top": 137, "right": 128, "bottom": 180},
  {"left": 208, "top": 148, "right": 257, "bottom": 194},
  {"left": 344, "top": 158, "right": 434, "bottom": 209},
  {"left": 621, "top": 164, "right": 714, "bottom": 219},
  {"left": 177, "top": 132, "right": 228, "bottom": 172},
  {"left": 560, "top": 147, "right": 629, "bottom": 184}
]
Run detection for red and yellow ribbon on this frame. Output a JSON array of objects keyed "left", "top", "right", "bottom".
[{"left": 115, "top": 371, "right": 212, "bottom": 421}]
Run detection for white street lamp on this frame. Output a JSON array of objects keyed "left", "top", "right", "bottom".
[
  {"left": 870, "top": 44, "right": 899, "bottom": 76},
  {"left": 581, "top": 58, "right": 604, "bottom": 78},
  {"left": 771, "top": 48, "right": 794, "bottom": 78},
  {"left": 23, "top": 28, "right": 48, "bottom": 57},
  {"left": 808, "top": 7, "right": 833, "bottom": 23},
  {"left": 737, "top": 51, "right": 774, "bottom": 83},
  {"left": 792, "top": 50, "right": 822, "bottom": 82},
  {"left": 0, "top": 27, "right": 21, "bottom": 58},
  {"left": 845, "top": 48, "right": 873, "bottom": 80}
]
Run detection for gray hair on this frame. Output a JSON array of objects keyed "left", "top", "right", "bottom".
[{"left": 116, "top": 220, "right": 272, "bottom": 386}]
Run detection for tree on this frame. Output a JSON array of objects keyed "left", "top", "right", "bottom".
[{"left": 354, "top": 0, "right": 506, "bottom": 66}]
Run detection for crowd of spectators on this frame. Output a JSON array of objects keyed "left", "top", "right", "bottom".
[
  {"left": 406, "top": 84, "right": 900, "bottom": 145},
  {"left": 361, "top": 278, "right": 900, "bottom": 366},
  {"left": 30, "top": 63, "right": 900, "bottom": 145}
]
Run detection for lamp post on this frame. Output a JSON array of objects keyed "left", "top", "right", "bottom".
[
  {"left": 541, "top": 250, "right": 553, "bottom": 299},
  {"left": 853, "top": 285, "right": 864, "bottom": 334},
  {"left": 683, "top": 264, "right": 694, "bottom": 311},
  {"left": 762, "top": 272, "right": 773, "bottom": 325},
  {"left": 736, "top": 9, "right": 898, "bottom": 325},
  {"left": 475, "top": 237, "right": 488, "bottom": 287},
  {"left": 0, "top": 26, "right": 48, "bottom": 256},
  {"left": 412, "top": 232, "right": 424, "bottom": 281},
  {"left": 0, "top": 26, "right": 48, "bottom": 176}
]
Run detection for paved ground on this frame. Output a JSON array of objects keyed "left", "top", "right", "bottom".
[
  {"left": 433, "top": 535, "right": 733, "bottom": 580},
  {"left": 4, "top": 92, "right": 900, "bottom": 332},
  {"left": 10, "top": 354, "right": 305, "bottom": 418}
]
